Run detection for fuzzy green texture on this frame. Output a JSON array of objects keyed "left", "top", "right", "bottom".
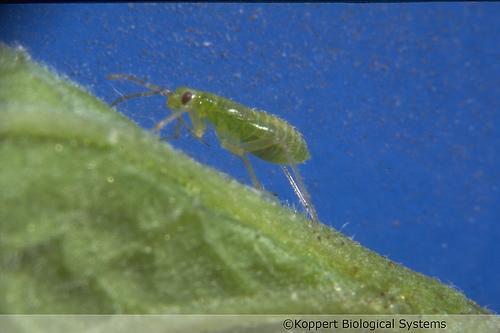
[{"left": 0, "top": 44, "right": 490, "bottom": 315}]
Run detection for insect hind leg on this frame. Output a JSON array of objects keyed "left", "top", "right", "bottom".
[
  {"left": 275, "top": 139, "right": 318, "bottom": 223},
  {"left": 281, "top": 164, "right": 319, "bottom": 223}
]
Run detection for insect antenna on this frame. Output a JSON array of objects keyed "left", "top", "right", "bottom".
[
  {"left": 109, "top": 90, "right": 161, "bottom": 107},
  {"left": 108, "top": 73, "right": 172, "bottom": 95},
  {"left": 108, "top": 74, "right": 173, "bottom": 107},
  {"left": 107, "top": 73, "right": 209, "bottom": 145}
]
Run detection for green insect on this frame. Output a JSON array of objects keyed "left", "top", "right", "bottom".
[{"left": 108, "top": 74, "right": 318, "bottom": 223}]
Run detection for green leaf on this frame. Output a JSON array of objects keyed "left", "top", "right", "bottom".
[{"left": 0, "top": 43, "right": 489, "bottom": 314}]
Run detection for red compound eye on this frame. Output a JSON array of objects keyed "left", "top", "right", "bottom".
[{"left": 181, "top": 91, "right": 193, "bottom": 105}]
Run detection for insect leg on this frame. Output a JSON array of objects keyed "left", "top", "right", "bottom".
[
  {"left": 281, "top": 165, "right": 309, "bottom": 212},
  {"left": 154, "top": 110, "right": 187, "bottom": 134},
  {"left": 239, "top": 137, "right": 276, "bottom": 152},
  {"left": 277, "top": 140, "right": 318, "bottom": 223},
  {"left": 237, "top": 138, "right": 279, "bottom": 191},
  {"left": 241, "top": 154, "right": 263, "bottom": 190},
  {"left": 217, "top": 132, "right": 275, "bottom": 190},
  {"left": 174, "top": 118, "right": 210, "bottom": 146},
  {"left": 161, "top": 118, "right": 183, "bottom": 141},
  {"left": 281, "top": 164, "right": 319, "bottom": 223},
  {"left": 187, "top": 112, "right": 209, "bottom": 145},
  {"left": 226, "top": 134, "right": 318, "bottom": 221}
]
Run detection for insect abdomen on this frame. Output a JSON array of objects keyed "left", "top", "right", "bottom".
[
  {"left": 248, "top": 111, "right": 310, "bottom": 164},
  {"left": 198, "top": 92, "right": 310, "bottom": 165}
]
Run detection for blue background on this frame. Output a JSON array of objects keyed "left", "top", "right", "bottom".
[{"left": 1, "top": 4, "right": 498, "bottom": 313}]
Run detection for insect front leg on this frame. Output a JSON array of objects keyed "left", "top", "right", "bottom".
[
  {"left": 188, "top": 111, "right": 207, "bottom": 139},
  {"left": 154, "top": 110, "right": 187, "bottom": 134},
  {"left": 161, "top": 118, "right": 183, "bottom": 141},
  {"left": 185, "top": 111, "right": 210, "bottom": 146}
]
